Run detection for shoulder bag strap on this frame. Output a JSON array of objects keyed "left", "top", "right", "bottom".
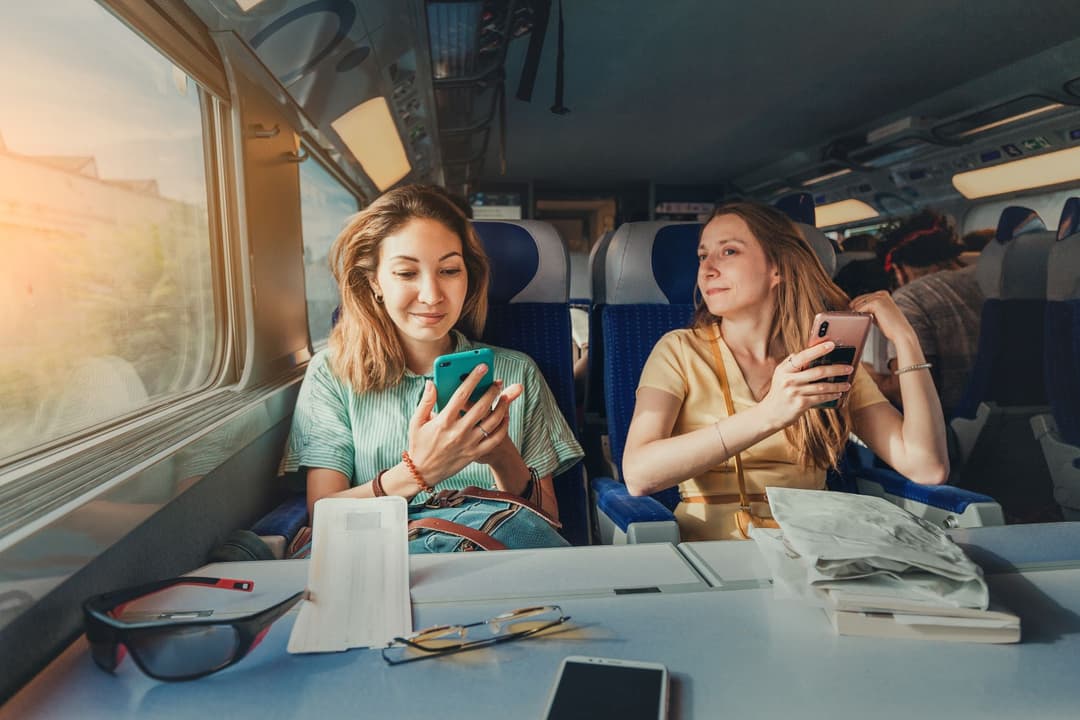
[
  {"left": 706, "top": 324, "right": 751, "bottom": 511},
  {"left": 452, "top": 485, "right": 562, "bottom": 528},
  {"left": 407, "top": 517, "right": 509, "bottom": 551}
]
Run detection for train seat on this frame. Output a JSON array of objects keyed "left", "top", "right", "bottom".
[
  {"left": 592, "top": 221, "right": 700, "bottom": 543},
  {"left": 1031, "top": 197, "right": 1080, "bottom": 519},
  {"left": 775, "top": 192, "right": 839, "bottom": 278},
  {"left": 951, "top": 207, "right": 1054, "bottom": 443},
  {"left": 593, "top": 220, "right": 1002, "bottom": 544},
  {"left": 472, "top": 220, "right": 591, "bottom": 545},
  {"left": 950, "top": 206, "right": 1057, "bottom": 521}
]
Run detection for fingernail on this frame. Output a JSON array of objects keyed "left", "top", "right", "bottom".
[
  {"left": 476, "top": 364, "right": 488, "bottom": 375},
  {"left": 844, "top": 366, "right": 854, "bottom": 373}
]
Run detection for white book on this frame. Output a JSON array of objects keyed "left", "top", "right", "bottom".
[{"left": 823, "top": 590, "right": 1020, "bottom": 643}]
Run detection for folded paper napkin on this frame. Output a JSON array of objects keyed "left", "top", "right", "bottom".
[{"left": 759, "top": 487, "right": 988, "bottom": 609}]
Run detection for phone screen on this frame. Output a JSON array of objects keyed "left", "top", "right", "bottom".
[{"left": 546, "top": 660, "right": 665, "bottom": 720}]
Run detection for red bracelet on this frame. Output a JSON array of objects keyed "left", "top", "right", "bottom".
[
  {"left": 370, "top": 469, "right": 389, "bottom": 497},
  {"left": 401, "top": 451, "right": 429, "bottom": 493}
]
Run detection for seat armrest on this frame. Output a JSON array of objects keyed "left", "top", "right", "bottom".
[
  {"left": 250, "top": 493, "right": 308, "bottom": 540},
  {"left": 592, "top": 476, "right": 676, "bottom": 530},
  {"left": 855, "top": 467, "right": 1003, "bottom": 527}
]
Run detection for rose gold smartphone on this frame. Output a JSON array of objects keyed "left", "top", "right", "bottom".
[{"left": 807, "top": 311, "right": 872, "bottom": 408}]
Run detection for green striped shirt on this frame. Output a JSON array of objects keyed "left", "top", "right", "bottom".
[{"left": 280, "top": 331, "right": 583, "bottom": 503}]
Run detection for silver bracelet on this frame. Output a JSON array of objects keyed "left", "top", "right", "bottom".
[
  {"left": 714, "top": 421, "right": 730, "bottom": 459},
  {"left": 894, "top": 362, "right": 933, "bottom": 375}
]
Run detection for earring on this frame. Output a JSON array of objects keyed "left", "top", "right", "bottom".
[{"left": 373, "top": 292, "right": 383, "bottom": 304}]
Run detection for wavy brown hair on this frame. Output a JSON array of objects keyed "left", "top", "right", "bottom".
[
  {"left": 693, "top": 202, "right": 852, "bottom": 470},
  {"left": 327, "top": 184, "right": 489, "bottom": 392}
]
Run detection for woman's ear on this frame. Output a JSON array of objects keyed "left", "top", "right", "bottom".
[{"left": 769, "top": 266, "right": 781, "bottom": 289}]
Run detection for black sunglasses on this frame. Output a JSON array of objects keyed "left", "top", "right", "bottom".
[{"left": 83, "top": 576, "right": 303, "bottom": 682}]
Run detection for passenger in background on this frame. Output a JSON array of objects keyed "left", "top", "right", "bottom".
[
  {"left": 280, "top": 185, "right": 582, "bottom": 552},
  {"left": 876, "top": 210, "right": 982, "bottom": 415},
  {"left": 622, "top": 203, "right": 949, "bottom": 541},
  {"left": 962, "top": 228, "right": 994, "bottom": 252},
  {"left": 833, "top": 257, "right": 891, "bottom": 298}
]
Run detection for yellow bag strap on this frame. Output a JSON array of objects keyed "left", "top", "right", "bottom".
[{"left": 707, "top": 324, "right": 751, "bottom": 511}]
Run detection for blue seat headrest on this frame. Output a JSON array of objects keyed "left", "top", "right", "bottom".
[
  {"left": 977, "top": 206, "right": 1053, "bottom": 299},
  {"left": 1058, "top": 197, "right": 1080, "bottom": 242},
  {"left": 605, "top": 222, "right": 701, "bottom": 305},
  {"left": 775, "top": 192, "right": 816, "bottom": 226},
  {"left": 1049, "top": 197, "right": 1080, "bottom": 301},
  {"left": 994, "top": 206, "right": 1046, "bottom": 244},
  {"left": 472, "top": 221, "right": 569, "bottom": 303}
]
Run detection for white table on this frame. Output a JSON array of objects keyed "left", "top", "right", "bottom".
[{"left": 6, "top": 565, "right": 1079, "bottom": 720}]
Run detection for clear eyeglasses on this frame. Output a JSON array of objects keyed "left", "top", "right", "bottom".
[{"left": 381, "top": 605, "right": 570, "bottom": 665}]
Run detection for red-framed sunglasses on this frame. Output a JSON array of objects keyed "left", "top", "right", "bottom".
[{"left": 83, "top": 576, "right": 303, "bottom": 681}]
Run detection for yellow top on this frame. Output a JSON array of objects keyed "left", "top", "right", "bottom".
[{"left": 636, "top": 327, "right": 888, "bottom": 540}]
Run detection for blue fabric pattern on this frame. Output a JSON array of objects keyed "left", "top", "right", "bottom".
[
  {"left": 592, "top": 477, "right": 676, "bottom": 532},
  {"left": 1045, "top": 301, "right": 1080, "bottom": 446},
  {"left": 601, "top": 304, "right": 696, "bottom": 471},
  {"left": 473, "top": 222, "right": 538, "bottom": 302},
  {"left": 482, "top": 303, "right": 589, "bottom": 546},
  {"left": 650, "top": 224, "right": 702, "bottom": 304}
]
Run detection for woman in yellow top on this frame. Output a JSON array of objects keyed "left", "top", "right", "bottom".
[{"left": 622, "top": 202, "right": 950, "bottom": 540}]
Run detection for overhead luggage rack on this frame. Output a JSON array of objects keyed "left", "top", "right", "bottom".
[{"left": 426, "top": 1, "right": 539, "bottom": 193}]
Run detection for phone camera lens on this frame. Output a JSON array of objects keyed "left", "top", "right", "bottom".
[
  {"left": 818, "top": 321, "right": 829, "bottom": 337},
  {"left": 439, "top": 361, "right": 450, "bottom": 367}
]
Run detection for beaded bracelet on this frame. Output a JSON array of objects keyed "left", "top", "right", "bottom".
[
  {"left": 894, "top": 362, "right": 933, "bottom": 376},
  {"left": 370, "top": 469, "right": 389, "bottom": 497},
  {"left": 401, "top": 450, "right": 429, "bottom": 493}
]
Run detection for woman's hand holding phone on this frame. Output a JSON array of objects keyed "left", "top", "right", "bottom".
[
  {"left": 757, "top": 341, "right": 853, "bottom": 428},
  {"left": 407, "top": 364, "right": 524, "bottom": 487}
]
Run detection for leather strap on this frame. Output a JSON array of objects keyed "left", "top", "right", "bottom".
[
  {"left": 707, "top": 325, "right": 752, "bottom": 510},
  {"left": 407, "top": 517, "right": 508, "bottom": 551},
  {"left": 682, "top": 493, "right": 768, "bottom": 505},
  {"left": 424, "top": 485, "right": 562, "bottom": 529}
]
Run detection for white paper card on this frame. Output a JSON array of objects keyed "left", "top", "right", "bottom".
[{"left": 287, "top": 496, "right": 412, "bottom": 653}]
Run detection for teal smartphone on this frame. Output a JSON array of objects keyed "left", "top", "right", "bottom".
[{"left": 433, "top": 348, "right": 495, "bottom": 411}]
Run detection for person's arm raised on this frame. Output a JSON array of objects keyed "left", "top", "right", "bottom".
[{"left": 849, "top": 292, "right": 949, "bottom": 485}]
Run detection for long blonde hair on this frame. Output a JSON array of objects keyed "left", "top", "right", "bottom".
[
  {"left": 693, "top": 202, "right": 851, "bottom": 470},
  {"left": 327, "top": 184, "right": 489, "bottom": 392}
]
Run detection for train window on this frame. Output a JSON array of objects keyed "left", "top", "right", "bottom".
[
  {"left": 299, "top": 154, "right": 358, "bottom": 345},
  {"left": 0, "top": 2, "right": 217, "bottom": 462}
]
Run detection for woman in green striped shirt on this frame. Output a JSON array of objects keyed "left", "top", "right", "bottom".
[{"left": 280, "top": 185, "right": 582, "bottom": 552}]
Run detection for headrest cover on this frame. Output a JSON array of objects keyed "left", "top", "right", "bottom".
[
  {"left": 796, "top": 222, "right": 837, "bottom": 278},
  {"left": 775, "top": 192, "right": 816, "bottom": 226},
  {"left": 995, "top": 206, "right": 1046, "bottom": 244},
  {"left": 605, "top": 222, "right": 701, "bottom": 304},
  {"left": 473, "top": 221, "right": 569, "bottom": 303},
  {"left": 1058, "top": 197, "right": 1079, "bottom": 242},
  {"left": 589, "top": 230, "right": 615, "bottom": 303}
]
